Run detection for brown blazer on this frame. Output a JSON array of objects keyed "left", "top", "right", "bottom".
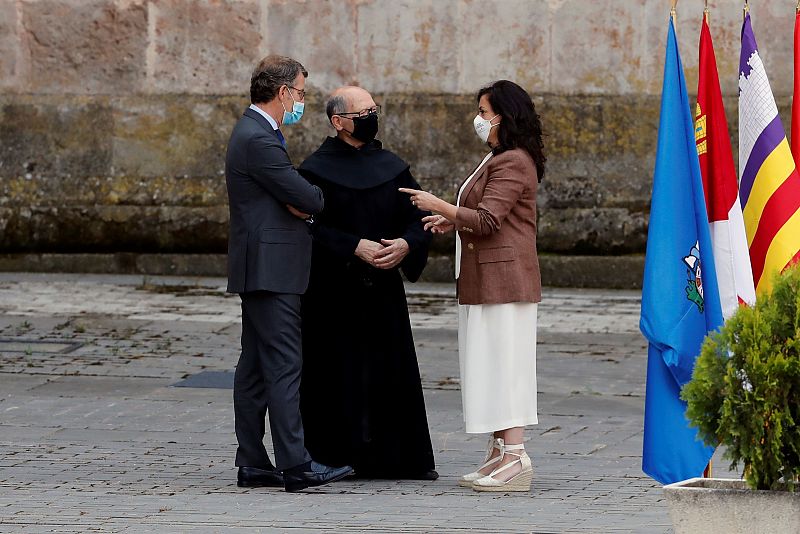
[{"left": 455, "top": 148, "right": 541, "bottom": 305}]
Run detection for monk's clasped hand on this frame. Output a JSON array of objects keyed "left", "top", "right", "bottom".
[{"left": 373, "top": 238, "right": 409, "bottom": 269}]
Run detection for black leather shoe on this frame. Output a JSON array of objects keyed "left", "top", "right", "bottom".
[
  {"left": 414, "top": 469, "right": 440, "bottom": 481},
  {"left": 237, "top": 466, "right": 284, "bottom": 488},
  {"left": 283, "top": 461, "right": 354, "bottom": 492}
]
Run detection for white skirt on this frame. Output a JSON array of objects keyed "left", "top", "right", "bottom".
[{"left": 458, "top": 302, "right": 539, "bottom": 433}]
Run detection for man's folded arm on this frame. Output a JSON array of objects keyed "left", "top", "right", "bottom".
[{"left": 247, "top": 135, "right": 324, "bottom": 214}]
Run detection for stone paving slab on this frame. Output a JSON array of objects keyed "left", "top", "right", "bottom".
[{"left": 0, "top": 273, "right": 740, "bottom": 532}]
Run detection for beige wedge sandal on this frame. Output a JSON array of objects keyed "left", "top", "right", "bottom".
[
  {"left": 458, "top": 437, "right": 504, "bottom": 488},
  {"left": 472, "top": 442, "right": 532, "bottom": 492}
]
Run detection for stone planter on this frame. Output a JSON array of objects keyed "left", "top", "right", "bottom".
[{"left": 663, "top": 478, "right": 800, "bottom": 534}]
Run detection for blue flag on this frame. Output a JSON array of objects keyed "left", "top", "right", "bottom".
[{"left": 640, "top": 17, "right": 724, "bottom": 485}]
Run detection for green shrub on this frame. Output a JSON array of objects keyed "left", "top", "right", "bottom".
[{"left": 682, "top": 265, "right": 800, "bottom": 491}]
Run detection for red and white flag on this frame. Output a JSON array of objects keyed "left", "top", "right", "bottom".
[{"left": 696, "top": 15, "right": 756, "bottom": 318}]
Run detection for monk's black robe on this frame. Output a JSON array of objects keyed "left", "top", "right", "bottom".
[{"left": 297, "top": 136, "right": 435, "bottom": 478}]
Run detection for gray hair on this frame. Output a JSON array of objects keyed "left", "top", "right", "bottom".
[
  {"left": 250, "top": 55, "right": 308, "bottom": 104},
  {"left": 326, "top": 94, "right": 348, "bottom": 122}
]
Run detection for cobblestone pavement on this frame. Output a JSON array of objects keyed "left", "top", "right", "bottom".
[{"left": 0, "top": 273, "right": 736, "bottom": 533}]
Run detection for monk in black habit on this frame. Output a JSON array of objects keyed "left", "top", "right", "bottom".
[{"left": 297, "top": 86, "right": 437, "bottom": 480}]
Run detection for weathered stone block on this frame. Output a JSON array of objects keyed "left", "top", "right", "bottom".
[
  {"left": 0, "top": 171, "right": 228, "bottom": 211},
  {"left": 552, "top": 0, "right": 649, "bottom": 94},
  {"left": 456, "top": 0, "right": 550, "bottom": 94},
  {"left": 21, "top": 0, "right": 148, "bottom": 94},
  {"left": 0, "top": 252, "right": 227, "bottom": 276},
  {"left": 0, "top": 1, "right": 20, "bottom": 90},
  {"left": 356, "top": 0, "right": 460, "bottom": 93},
  {"left": 263, "top": 0, "right": 358, "bottom": 92},
  {"left": 111, "top": 95, "right": 243, "bottom": 180},
  {"left": 754, "top": 0, "right": 798, "bottom": 97},
  {"left": 151, "top": 0, "right": 262, "bottom": 94},
  {"left": 538, "top": 207, "right": 648, "bottom": 254},
  {"left": 0, "top": 95, "right": 113, "bottom": 182},
  {"left": 0, "top": 205, "right": 228, "bottom": 253},
  {"left": 530, "top": 94, "right": 658, "bottom": 213},
  {"left": 538, "top": 254, "right": 644, "bottom": 289}
]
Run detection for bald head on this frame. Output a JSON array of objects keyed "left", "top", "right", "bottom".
[
  {"left": 327, "top": 85, "right": 379, "bottom": 148},
  {"left": 325, "top": 86, "right": 375, "bottom": 121}
]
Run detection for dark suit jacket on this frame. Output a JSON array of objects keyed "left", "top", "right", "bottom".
[
  {"left": 454, "top": 148, "right": 541, "bottom": 305},
  {"left": 225, "top": 108, "right": 324, "bottom": 294}
]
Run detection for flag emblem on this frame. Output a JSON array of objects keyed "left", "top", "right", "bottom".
[
  {"left": 683, "top": 242, "right": 704, "bottom": 313},
  {"left": 695, "top": 105, "right": 708, "bottom": 156}
]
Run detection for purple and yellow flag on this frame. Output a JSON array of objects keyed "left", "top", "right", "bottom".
[{"left": 739, "top": 13, "right": 800, "bottom": 294}]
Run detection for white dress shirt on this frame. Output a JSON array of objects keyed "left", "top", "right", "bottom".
[{"left": 249, "top": 103, "right": 279, "bottom": 130}]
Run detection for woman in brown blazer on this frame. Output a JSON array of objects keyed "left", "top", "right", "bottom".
[{"left": 399, "top": 80, "right": 545, "bottom": 492}]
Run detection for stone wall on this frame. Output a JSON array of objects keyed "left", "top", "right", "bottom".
[{"left": 1, "top": 0, "right": 798, "bottom": 271}]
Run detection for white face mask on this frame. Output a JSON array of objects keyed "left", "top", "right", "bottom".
[{"left": 473, "top": 113, "right": 499, "bottom": 143}]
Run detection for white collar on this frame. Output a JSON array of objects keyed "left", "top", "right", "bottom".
[{"left": 249, "top": 104, "right": 279, "bottom": 130}]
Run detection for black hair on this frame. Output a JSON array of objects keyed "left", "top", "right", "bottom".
[{"left": 477, "top": 80, "right": 546, "bottom": 181}]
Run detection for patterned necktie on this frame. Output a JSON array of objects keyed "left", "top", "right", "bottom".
[{"left": 275, "top": 129, "right": 286, "bottom": 147}]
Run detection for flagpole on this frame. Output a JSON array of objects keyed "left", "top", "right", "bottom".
[
  {"left": 702, "top": 0, "right": 711, "bottom": 476},
  {"left": 744, "top": 0, "right": 749, "bottom": 21},
  {"left": 702, "top": 0, "right": 708, "bottom": 478},
  {"left": 701, "top": 4, "right": 712, "bottom": 483},
  {"left": 794, "top": 1, "right": 800, "bottom": 171}
]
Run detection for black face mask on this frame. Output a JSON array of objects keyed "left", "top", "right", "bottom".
[{"left": 349, "top": 112, "right": 379, "bottom": 143}]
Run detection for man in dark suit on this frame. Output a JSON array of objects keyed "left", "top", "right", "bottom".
[{"left": 225, "top": 55, "right": 354, "bottom": 492}]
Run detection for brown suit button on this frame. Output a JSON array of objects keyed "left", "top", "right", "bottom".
[{"left": 467, "top": 243, "right": 474, "bottom": 250}]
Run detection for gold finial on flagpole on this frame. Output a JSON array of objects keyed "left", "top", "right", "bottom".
[
  {"left": 670, "top": 0, "right": 677, "bottom": 29},
  {"left": 796, "top": 0, "right": 799, "bottom": 15},
  {"left": 704, "top": 0, "right": 709, "bottom": 23},
  {"left": 744, "top": 0, "right": 750, "bottom": 19}
]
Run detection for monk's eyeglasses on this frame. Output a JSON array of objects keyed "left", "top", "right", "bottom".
[{"left": 336, "top": 105, "right": 382, "bottom": 118}]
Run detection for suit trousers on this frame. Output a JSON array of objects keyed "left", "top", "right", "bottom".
[{"left": 234, "top": 291, "right": 311, "bottom": 471}]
